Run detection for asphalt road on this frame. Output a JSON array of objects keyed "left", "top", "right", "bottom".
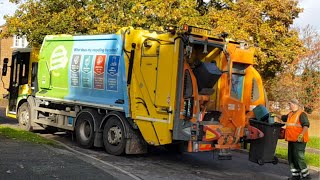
[
  {"left": 0, "top": 109, "right": 319, "bottom": 180},
  {"left": 33, "top": 129, "right": 320, "bottom": 180},
  {"left": 0, "top": 135, "right": 122, "bottom": 180},
  {"left": 43, "top": 132, "right": 296, "bottom": 180}
]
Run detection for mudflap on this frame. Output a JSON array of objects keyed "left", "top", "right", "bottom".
[
  {"left": 94, "top": 131, "right": 103, "bottom": 147},
  {"left": 125, "top": 129, "right": 148, "bottom": 154}
]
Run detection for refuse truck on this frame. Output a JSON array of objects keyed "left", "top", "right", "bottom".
[{"left": 1, "top": 25, "right": 271, "bottom": 158}]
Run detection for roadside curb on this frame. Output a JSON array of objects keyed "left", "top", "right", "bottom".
[{"left": 234, "top": 149, "right": 320, "bottom": 172}]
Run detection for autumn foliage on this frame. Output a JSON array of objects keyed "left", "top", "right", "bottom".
[{"left": 267, "top": 25, "right": 320, "bottom": 113}]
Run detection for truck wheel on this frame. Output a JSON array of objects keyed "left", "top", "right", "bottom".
[
  {"left": 18, "top": 102, "right": 33, "bottom": 131},
  {"left": 75, "top": 112, "right": 95, "bottom": 148},
  {"left": 103, "top": 116, "right": 126, "bottom": 155}
]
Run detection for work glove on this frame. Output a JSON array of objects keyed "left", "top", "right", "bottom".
[
  {"left": 270, "top": 113, "right": 277, "bottom": 117},
  {"left": 297, "top": 134, "right": 304, "bottom": 142}
]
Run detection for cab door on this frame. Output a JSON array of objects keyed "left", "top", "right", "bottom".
[{"left": 7, "top": 51, "right": 30, "bottom": 114}]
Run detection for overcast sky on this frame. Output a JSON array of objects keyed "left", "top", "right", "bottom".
[
  {"left": 0, "top": 0, "right": 16, "bottom": 26},
  {"left": 0, "top": 0, "right": 319, "bottom": 31},
  {"left": 294, "top": 0, "right": 320, "bottom": 30}
]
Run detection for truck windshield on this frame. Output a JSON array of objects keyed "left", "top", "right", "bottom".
[{"left": 231, "top": 63, "right": 247, "bottom": 101}]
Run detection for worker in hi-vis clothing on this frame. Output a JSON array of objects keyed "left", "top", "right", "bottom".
[{"left": 277, "top": 98, "right": 311, "bottom": 180}]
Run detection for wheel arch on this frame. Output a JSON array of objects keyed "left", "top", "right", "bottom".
[
  {"left": 26, "top": 96, "right": 36, "bottom": 121},
  {"left": 75, "top": 108, "right": 102, "bottom": 132}
]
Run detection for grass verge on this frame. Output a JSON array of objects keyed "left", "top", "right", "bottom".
[
  {"left": 275, "top": 146, "right": 320, "bottom": 168},
  {"left": 279, "top": 136, "right": 320, "bottom": 150},
  {"left": 308, "top": 136, "right": 320, "bottom": 149},
  {"left": 0, "top": 126, "right": 56, "bottom": 146}
]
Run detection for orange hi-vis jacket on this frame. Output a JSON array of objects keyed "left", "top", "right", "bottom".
[{"left": 285, "top": 109, "right": 309, "bottom": 142}]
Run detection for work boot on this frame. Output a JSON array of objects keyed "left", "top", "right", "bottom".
[
  {"left": 288, "top": 176, "right": 300, "bottom": 180},
  {"left": 301, "top": 174, "right": 312, "bottom": 180}
]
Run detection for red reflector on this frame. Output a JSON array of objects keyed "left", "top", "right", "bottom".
[{"left": 183, "top": 24, "right": 188, "bottom": 31}]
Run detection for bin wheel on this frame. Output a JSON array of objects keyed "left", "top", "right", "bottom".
[
  {"left": 272, "top": 156, "right": 279, "bottom": 165},
  {"left": 257, "top": 159, "right": 264, "bottom": 166}
]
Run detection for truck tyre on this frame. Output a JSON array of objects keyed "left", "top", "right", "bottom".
[
  {"left": 103, "top": 116, "right": 126, "bottom": 155},
  {"left": 18, "top": 102, "right": 33, "bottom": 131},
  {"left": 75, "top": 112, "right": 95, "bottom": 148}
]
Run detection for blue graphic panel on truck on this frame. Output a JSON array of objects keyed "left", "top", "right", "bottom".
[{"left": 65, "top": 35, "right": 129, "bottom": 115}]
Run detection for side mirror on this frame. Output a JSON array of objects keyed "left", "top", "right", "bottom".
[{"left": 2, "top": 58, "right": 9, "bottom": 76}]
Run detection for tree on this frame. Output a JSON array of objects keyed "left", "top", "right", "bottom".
[
  {"left": 3, "top": 0, "right": 202, "bottom": 46},
  {"left": 266, "top": 25, "right": 320, "bottom": 113},
  {"left": 198, "top": 0, "right": 304, "bottom": 80},
  {"left": 3, "top": 0, "right": 304, "bottom": 79},
  {"left": 297, "top": 25, "right": 320, "bottom": 113}
]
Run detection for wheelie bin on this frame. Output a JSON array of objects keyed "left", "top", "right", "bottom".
[{"left": 249, "top": 119, "right": 284, "bottom": 165}]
